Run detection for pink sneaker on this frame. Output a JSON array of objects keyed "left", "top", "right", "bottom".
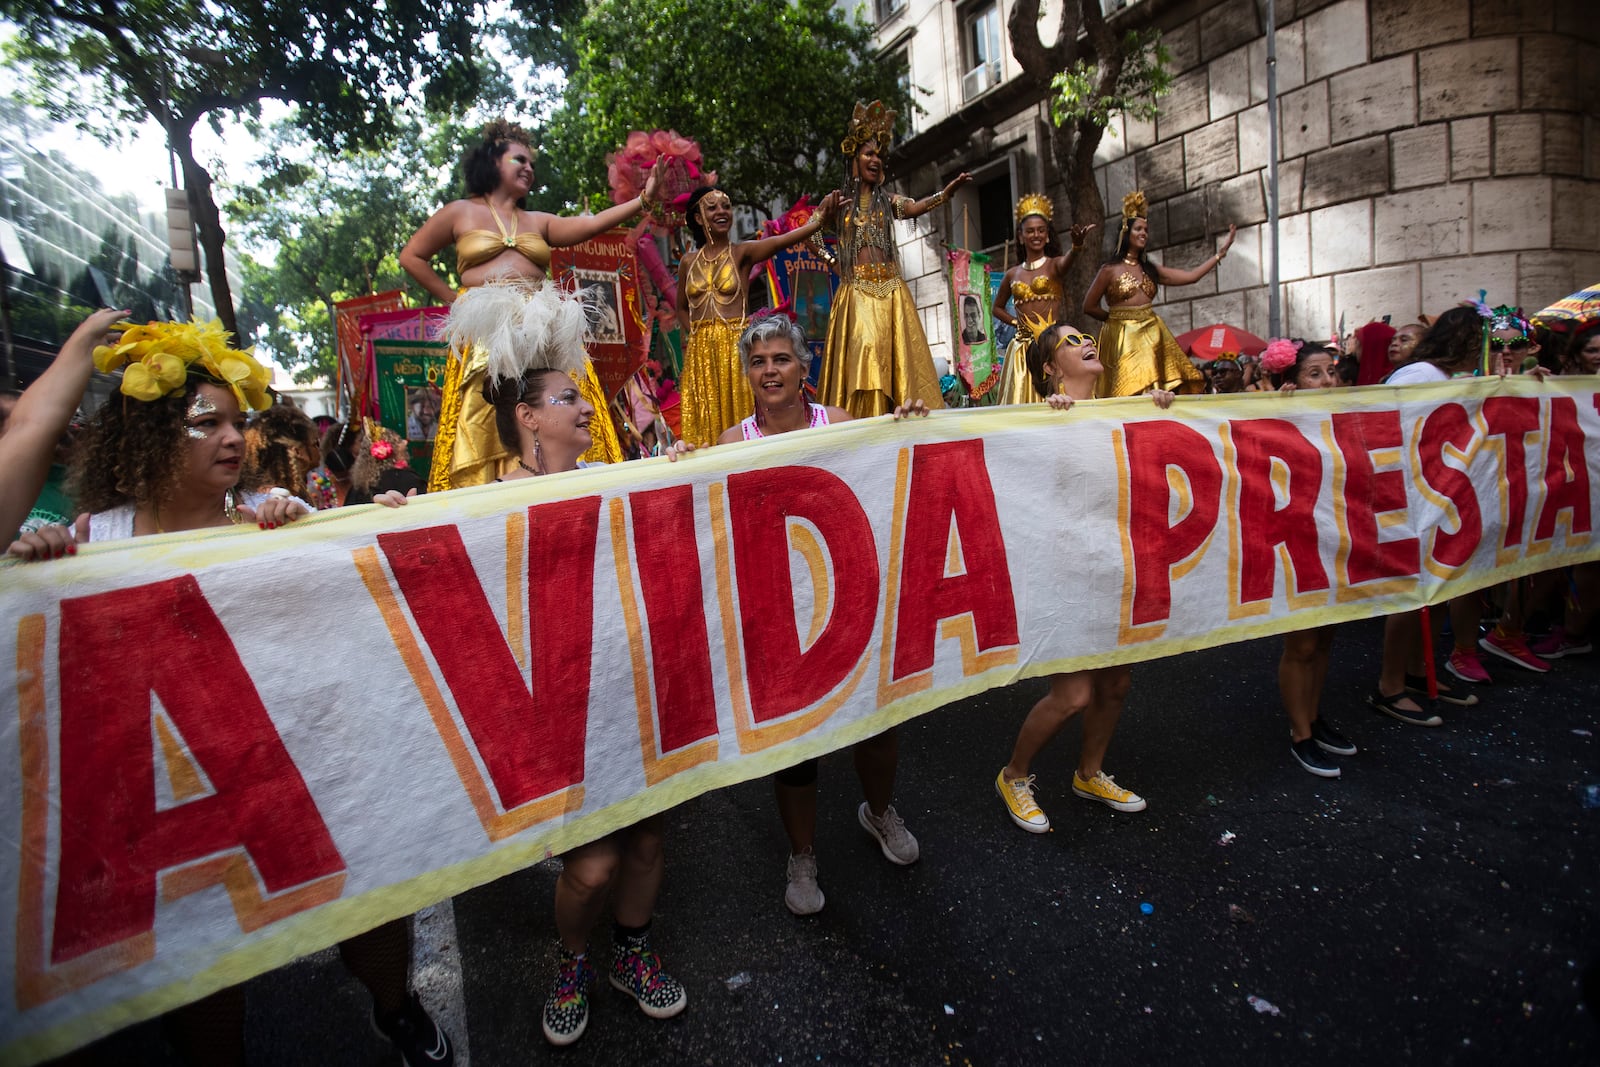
[
  {"left": 1446, "top": 647, "right": 1492, "bottom": 685},
  {"left": 1529, "top": 627, "right": 1592, "bottom": 659},
  {"left": 1479, "top": 628, "right": 1551, "bottom": 673}
]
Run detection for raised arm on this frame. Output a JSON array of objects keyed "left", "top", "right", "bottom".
[
  {"left": 0, "top": 308, "right": 125, "bottom": 544},
  {"left": 545, "top": 159, "right": 665, "bottom": 247},
  {"left": 1047, "top": 223, "right": 1098, "bottom": 277},
  {"left": 738, "top": 192, "right": 843, "bottom": 267},
  {"left": 895, "top": 172, "right": 972, "bottom": 221},
  {"left": 399, "top": 202, "right": 467, "bottom": 305},
  {"left": 1082, "top": 266, "right": 1112, "bottom": 322},
  {"left": 1150, "top": 224, "right": 1236, "bottom": 288}
]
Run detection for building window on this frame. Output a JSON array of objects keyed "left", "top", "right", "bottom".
[
  {"left": 975, "top": 170, "right": 1014, "bottom": 251},
  {"left": 887, "top": 46, "right": 913, "bottom": 133},
  {"left": 875, "top": 0, "right": 907, "bottom": 23},
  {"left": 961, "top": 3, "right": 1002, "bottom": 103}
]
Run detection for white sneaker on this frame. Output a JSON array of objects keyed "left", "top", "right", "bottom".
[
  {"left": 784, "top": 851, "right": 824, "bottom": 915},
  {"left": 857, "top": 802, "right": 920, "bottom": 865}
]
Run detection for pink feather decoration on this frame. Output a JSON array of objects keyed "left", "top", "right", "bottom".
[
  {"left": 1260, "top": 338, "right": 1302, "bottom": 375},
  {"left": 607, "top": 129, "right": 716, "bottom": 230}
]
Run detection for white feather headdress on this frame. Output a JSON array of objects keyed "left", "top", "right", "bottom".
[{"left": 439, "top": 281, "right": 591, "bottom": 384}]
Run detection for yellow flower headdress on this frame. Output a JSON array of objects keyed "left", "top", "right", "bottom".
[
  {"left": 840, "top": 99, "right": 897, "bottom": 156},
  {"left": 1118, "top": 190, "right": 1149, "bottom": 247},
  {"left": 93, "top": 319, "right": 272, "bottom": 411},
  {"left": 1015, "top": 193, "right": 1054, "bottom": 223}
]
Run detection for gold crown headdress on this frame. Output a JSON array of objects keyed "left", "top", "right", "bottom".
[
  {"left": 840, "top": 99, "right": 897, "bottom": 156},
  {"left": 1117, "top": 190, "right": 1149, "bottom": 246},
  {"left": 1015, "top": 193, "right": 1054, "bottom": 223}
]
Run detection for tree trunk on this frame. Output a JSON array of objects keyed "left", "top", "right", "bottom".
[
  {"left": 1060, "top": 117, "right": 1107, "bottom": 315},
  {"left": 171, "top": 129, "right": 239, "bottom": 337}
]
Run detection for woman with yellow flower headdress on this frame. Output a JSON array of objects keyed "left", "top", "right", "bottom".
[
  {"left": 991, "top": 193, "right": 1097, "bottom": 404},
  {"left": 7, "top": 315, "right": 460, "bottom": 1067},
  {"left": 812, "top": 100, "right": 968, "bottom": 417},
  {"left": 1082, "top": 191, "right": 1234, "bottom": 398}
]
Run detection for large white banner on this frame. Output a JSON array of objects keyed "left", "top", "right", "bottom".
[{"left": 1, "top": 377, "right": 1595, "bottom": 1063}]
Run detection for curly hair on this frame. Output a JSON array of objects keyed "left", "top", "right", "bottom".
[
  {"left": 1410, "top": 306, "right": 1484, "bottom": 374},
  {"left": 348, "top": 426, "right": 412, "bottom": 494},
  {"left": 242, "top": 403, "right": 319, "bottom": 502},
  {"left": 463, "top": 119, "right": 536, "bottom": 199},
  {"left": 68, "top": 390, "right": 193, "bottom": 513}
]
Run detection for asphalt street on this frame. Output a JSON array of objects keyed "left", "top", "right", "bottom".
[{"left": 84, "top": 616, "right": 1598, "bottom": 1065}]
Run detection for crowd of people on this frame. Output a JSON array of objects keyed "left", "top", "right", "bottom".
[{"left": 1, "top": 106, "right": 1595, "bottom": 1063}]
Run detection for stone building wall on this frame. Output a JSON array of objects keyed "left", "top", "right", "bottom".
[
  {"left": 880, "top": 0, "right": 1598, "bottom": 369},
  {"left": 1102, "top": 0, "right": 1600, "bottom": 341}
]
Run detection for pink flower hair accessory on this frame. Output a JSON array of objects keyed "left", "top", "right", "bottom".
[{"left": 1260, "top": 338, "right": 1302, "bottom": 375}]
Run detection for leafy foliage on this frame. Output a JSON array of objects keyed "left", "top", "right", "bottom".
[
  {"left": 546, "top": 0, "right": 912, "bottom": 211},
  {"left": 1049, "top": 30, "right": 1172, "bottom": 133}
]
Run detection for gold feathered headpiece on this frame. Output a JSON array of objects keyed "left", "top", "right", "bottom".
[
  {"left": 1015, "top": 193, "right": 1054, "bottom": 223},
  {"left": 1118, "top": 190, "right": 1150, "bottom": 246},
  {"left": 841, "top": 100, "right": 896, "bottom": 156}
]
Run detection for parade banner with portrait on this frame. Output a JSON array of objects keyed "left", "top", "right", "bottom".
[
  {"left": 550, "top": 228, "right": 648, "bottom": 401},
  {"left": 2, "top": 378, "right": 1597, "bottom": 1063},
  {"left": 948, "top": 248, "right": 998, "bottom": 397},
  {"left": 764, "top": 244, "right": 839, "bottom": 389},
  {"left": 370, "top": 339, "right": 452, "bottom": 473}
]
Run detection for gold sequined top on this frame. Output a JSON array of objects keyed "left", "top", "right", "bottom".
[
  {"left": 832, "top": 189, "right": 914, "bottom": 282},
  {"left": 686, "top": 247, "right": 740, "bottom": 316},
  {"left": 1108, "top": 268, "right": 1158, "bottom": 302},
  {"left": 1010, "top": 273, "right": 1064, "bottom": 303}
]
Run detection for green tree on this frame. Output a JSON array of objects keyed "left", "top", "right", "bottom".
[
  {"left": 1, "top": 0, "right": 484, "bottom": 337},
  {"left": 1008, "top": 0, "right": 1172, "bottom": 302},
  {"left": 547, "top": 0, "right": 912, "bottom": 213}
]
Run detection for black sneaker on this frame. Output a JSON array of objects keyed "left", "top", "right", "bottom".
[
  {"left": 372, "top": 993, "right": 454, "bottom": 1066},
  {"left": 1310, "top": 718, "right": 1357, "bottom": 756},
  {"left": 610, "top": 931, "right": 688, "bottom": 1020},
  {"left": 1291, "top": 738, "right": 1341, "bottom": 778},
  {"left": 542, "top": 950, "right": 594, "bottom": 1047},
  {"left": 1368, "top": 691, "right": 1444, "bottom": 727},
  {"left": 1404, "top": 673, "right": 1479, "bottom": 707}
]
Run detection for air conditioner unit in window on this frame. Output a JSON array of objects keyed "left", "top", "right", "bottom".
[{"left": 961, "top": 62, "right": 1000, "bottom": 102}]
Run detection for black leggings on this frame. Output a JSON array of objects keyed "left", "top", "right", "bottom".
[{"left": 773, "top": 757, "right": 819, "bottom": 787}]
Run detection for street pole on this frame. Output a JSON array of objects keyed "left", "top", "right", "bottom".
[{"left": 1266, "top": 0, "right": 1281, "bottom": 338}]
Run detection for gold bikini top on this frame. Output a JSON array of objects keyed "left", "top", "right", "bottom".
[
  {"left": 455, "top": 198, "right": 551, "bottom": 274},
  {"left": 1010, "top": 273, "right": 1063, "bottom": 303},
  {"left": 1107, "top": 268, "right": 1158, "bottom": 301},
  {"left": 686, "top": 248, "right": 740, "bottom": 302}
]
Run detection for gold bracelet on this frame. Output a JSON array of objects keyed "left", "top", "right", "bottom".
[{"left": 927, "top": 189, "right": 949, "bottom": 209}]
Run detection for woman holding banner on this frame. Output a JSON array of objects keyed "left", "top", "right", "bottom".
[
  {"left": 811, "top": 100, "right": 964, "bottom": 418},
  {"left": 1082, "top": 190, "right": 1232, "bottom": 398},
  {"left": 718, "top": 313, "right": 928, "bottom": 914},
  {"left": 1257, "top": 338, "right": 1365, "bottom": 777},
  {"left": 990, "top": 194, "right": 1095, "bottom": 404},
  {"left": 7, "top": 317, "right": 455, "bottom": 1067},
  {"left": 400, "top": 119, "right": 666, "bottom": 488},
  {"left": 675, "top": 185, "right": 841, "bottom": 446},
  {"left": 438, "top": 282, "right": 691, "bottom": 1047},
  {"left": 993, "top": 325, "right": 1162, "bottom": 833}
]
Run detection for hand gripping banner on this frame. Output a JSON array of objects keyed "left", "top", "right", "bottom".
[{"left": 1, "top": 377, "right": 1596, "bottom": 1063}]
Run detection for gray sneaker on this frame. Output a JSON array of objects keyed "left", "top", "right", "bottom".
[
  {"left": 857, "top": 802, "right": 920, "bottom": 865},
  {"left": 784, "top": 851, "right": 824, "bottom": 915}
]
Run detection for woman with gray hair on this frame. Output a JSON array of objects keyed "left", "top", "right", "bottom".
[{"left": 718, "top": 313, "right": 927, "bottom": 916}]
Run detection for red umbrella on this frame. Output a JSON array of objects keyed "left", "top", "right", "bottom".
[{"left": 1173, "top": 323, "right": 1268, "bottom": 360}]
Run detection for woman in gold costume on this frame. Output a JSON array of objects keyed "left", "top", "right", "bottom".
[
  {"left": 812, "top": 100, "right": 968, "bottom": 418},
  {"left": 990, "top": 194, "right": 1095, "bottom": 404},
  {"left": 1082, "top": 191, "right": 1234, "bottom": 398},
  {"left": 400, "top": 119, "right": 663, "bottom": 488},
  {"left": 674, "top": 185, "right": 840, "bottom": 446}
]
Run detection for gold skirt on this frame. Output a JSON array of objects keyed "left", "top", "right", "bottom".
[
  {"left": 818, "top": 268, "right": 945, "bottom": 418},
  {"left": 428, "top": 349, "right": 623, "bottom": 492},
  {"left": 994, "top": 314, "right": 1055, "bottom": 406},
  {"left": 679, "top": 318, "right": 753, "bottom": 447},
  {"left": 1094, "top": 305, "right": 1204, "bottom": 399}
]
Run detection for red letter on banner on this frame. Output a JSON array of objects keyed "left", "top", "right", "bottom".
[
  {"left": 1481, "top": 396, "right": 1541, "bottom": 549},
  {"left": 1416, "top": 403, "right": 1484, "bottom": 570},
  {"left": 1535, "top": 395, "right": 1592, "bottom": 541},
  {"left": 890, "top": 440, "right": 1019, "bottom": 680},
  {"left": 53, "top": 577, "right": 344, "bottom": 964},
  {"left": 1331, "top": 409, "right": 1419, "bottom": 585},
  {"left": 1233, "top": 418, "right": 1330, "bottom": 602},
  {"left": 628, "top": 486, "right": 719, "bottom": 752},
  {"left": 1124, "top": 422, "right": 1222, "bottom": 626},
  {"left": 729, "top": 467, "right": 879, "bottom": 722},
  {"left": 378, "top": 497, "right": 599, "bottom": 809}
]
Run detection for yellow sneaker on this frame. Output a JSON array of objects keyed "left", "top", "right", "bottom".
[
  {"left": 1072, "top": 770, "right": 1147, "bottom": 812},
  {"left": 996, "top": 770, "right": 1050, "bottom": 833}
]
